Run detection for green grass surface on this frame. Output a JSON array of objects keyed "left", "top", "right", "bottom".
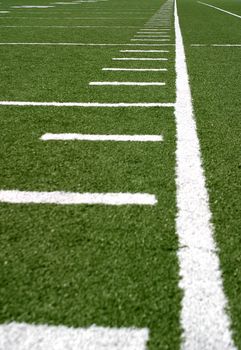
[
  {"left": 179, "top": 0, "right": 241, "bottom": 347},
  {"left": 0, "top": 0, "right": 240, "bottom": 348}
]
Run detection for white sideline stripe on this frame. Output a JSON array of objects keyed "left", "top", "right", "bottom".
[
  {"left": 102, "top": 68, "right": 167, "bottom": 71},
  {"left": 119, "top": 49, "right": 169, "bottom": 52},
  {"left": 174, "top": 1, "right": 237, "bottom": 349},
  {"left": 0, "top": 190, "right": 157, "bottom": 206},
  {"left": 198, "top": 1, "right": 241, "bottom": 19},
  {"left": 112, "top": 58, "right": 168, "bottom": 61},
  {"left": 0, "top": 101, "right": 174, "bottom": 107},
  {"left": 89, "top": 81, "right": 166, "bottom": 86},
  {"left": 0, "top": 42, "right": 174, "bottom": 46},
  {"left": 0, "top": 323, "right": 149, "bottom": 350},
  {"left": 41, "top": 133, "right": 163, "bottom": 142}
]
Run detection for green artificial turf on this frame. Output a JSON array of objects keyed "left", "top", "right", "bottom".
[
  {"left": 178, "top": 0, "right": 241, "bottom": 347},
  {"left": 0, "top": 0, "right": 182, "bottom": 349}
]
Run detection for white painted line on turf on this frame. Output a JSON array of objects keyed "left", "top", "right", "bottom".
[
  {"left": 41, "top": 133, "right": 163, "bottom": 142},
  {"left": 102, "top": 68, "right": 167, "bottom": 71},
  {"left": 174, "top": 1, "right": 237, "bottom": 349},
  {"left": 0, "top": 101, "right": 174, "bottom": 107},
  {"left": 119, "top": 50, "right": 169, "bottom": 52},
  {"left": 0, "top": 190, "right": 157, "bottom": 206},
  {"left": 0, "top": 323, "right": 149, "bottom": 350},
  {"left": 131, "top": 39, "right": 170, "bottom": 41},
  {"left": 191, "top": 44, "right": 241, "bottom": 47},
  {"left": 12, "top": 5, "right": 54, "bottom": 7},
  {"left": 198, "top": 1, "right": 241, "bottom": 19},
  {"left": 0, "top": 42, "right": 175, "bottom": 46},
  {"left": 112, "top": 57, "right": 168, "bottom": 61},
  {"left": 89, "top": 81, "right": 166, "bottom": 86}
]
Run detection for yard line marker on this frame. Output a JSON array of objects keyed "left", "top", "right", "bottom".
[
  {"left": 102, "top": 68, "right": 167, "bottom": 71},
  {"left": 198, "top": 1, "right": 241, "bottom": 19},
  {"left": 41, "top": 133, "right": 163, "bottom": 142},
  {"left": 191, "top": 44, "right": 241, "bottom": 47},
  {"left": 0, "top": 190, "right": 157, "bottom": 206},
  {"left": 89, "top": 81, "right": 166, "bottom": 86},
  {"left": 0, "top": 101, "right": 174, "bottom": 107},
  {"left": 0, "top": 25, "right": 142, "bottom": 28},
  {"left": 0, "top": 42, "right": 175, "bottom": 46},
  {"left": 174, "top": 1, "right": 237, "bottom": 349},
  {"left": 119, "top": 49, "right": 169, "bottom": 52},
  {"left": 0, "top": 323, "right": 149, "bottom": 350},
  {"left": 134, "top": 35, "right": 170, "bottom": 38},
  {"left": 131, "top": 39, "right": 170, "bottom": 41},
  {"left": 112, "top": 57, "right": 168, "bottom": 61}
]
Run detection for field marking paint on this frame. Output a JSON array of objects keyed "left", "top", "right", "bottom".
[
  {"left": 0, "top": 25, "right": 142, "bottom": 28},
  {"left": 102, "top": 68, "right": 167, "bottom": 71},
  {"left": 12, "top": 5, "right": 55, "bottom": 7},
  {"left": 89, "top": 81, "right": 166, "bottom": 86},
  {"left": 41, "top": 133, "right": 163, "bottom": 142},
  {"left": 119, "top": 49, "right": 169, "bottom": 52},
  {"left": 191, "top": 44, "right": 241, "bottom": 47},
  {"left": 198, "top": 1, "right": 241, "bottom": 19},
  {"left": 0, "top": 42, "right": 175, "bottom": 46},
  {"left": 112, "top": 57, "right": 168, "bottom": 61},
  {"left": 0, "top": 323, "right": 149, "bottom": 350},
  {"left": 0, "top": 190, "right": 157, "bottom": 206},
  {"left": 131, "top": 39, "right": 170, "bottom": 41},
  {"left": 174, "top": 1, "right": 237, "bottom": 349},
  {"left": 0, "top": 101, "right": 174, "bottom": 107}
]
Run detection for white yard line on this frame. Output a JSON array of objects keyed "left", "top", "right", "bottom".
[
  {"left": 119, "top": 49, "right": 169, "bottom": 52},
  {"left": 41, "top": 133, "right": 163, "bottom": 142},
  {"left": 198, "top": 1, "right": 241, "bottom": 19},
  {"left": 0, "top": 101, "right": 174, "bottom": 107},
  {"left": 0, "top": 323, "right": 149, "bottom": 350},
  {"left": 89, "top": 81, "right": 166, "bottom": 86},
  {"left": 0, "top": 25, "right": 141, "bottom": 28},
  {"left": 102, "top": 68, "right": 167, "bottom": 71},
  {"left": 0, "top": 42, "right": 175, "bottom": 46},
  {"left": 0, "top": 190, "right": 157, "bottom": 206},
  {"left": 131, "top": 39, "right": 170, "bottom": 41},
  {"left": 174, "top": 1, "right": 236, "bottom": 349},
  {"left": 112, "top": 57, "right": 168, "bottom": 61},
  {"left": 191, "top": 44, "right": 241, "bottom": 47}
]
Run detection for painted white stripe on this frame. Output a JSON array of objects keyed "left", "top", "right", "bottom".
[
  {"left": 198, "top": 1, "right": 241, "bottom": 19},
  {"left": 0, "top": 190, "right": 157, "bottom": 206},
  {"left": 12, "top": 5, "right": 54, "bottom": 7},
  {"left": 89, "top": 81, "right": 166, "bottom": 86},
  {"left": 191, "top": 44, "right": 241, "bottom": 47},
  {"left": 137, "top": 31, "right": 169, "bottom": 34},
  {"left": 134, "top": 34, "right": 170, "bottom": 37},
  {"left": 41, "top": 133, "right": 163, "bottom": 142},
  {"left": 174, "top": 1, "right": 237, "bottom": 349},
  {"left": 0, "top": 323, "right": 149, "bottom": 350},
  {"left": 140, "top": 28, "right": 170, "bottom": 32},
  {"left": 131, "top": 39, "right": 170, "bottom": 41},
  {"left": 0, "top": 101, "right": 174, "bottom": 107},
  {"left": 102, "top": 68, "right": 167, "bottom": 71},
  {"left": 119, "top": 49, "right": 169, "bottom": 52},
  {"left": 0, "top": 25, "right": 142, "bottom": 28},
  {"left": 0, "top": 42, "right": 174, "bottom": 46},
  {"left": 112, "top": 57, "right": 168, "bottom": 61}
]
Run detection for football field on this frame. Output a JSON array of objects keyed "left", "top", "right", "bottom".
[{"left": 0, "top": 0, "right": 240, "bottom": 349}]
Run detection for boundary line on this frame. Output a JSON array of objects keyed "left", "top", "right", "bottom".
[
  {"left": 174, "top": 1, "right": 236, "bottom": 349},
  {"left": 198, "top": 1, "right": 241, "bottom": 19},
  {"left": 41, "top": 133, "right": 163, "bottom": 142}
]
